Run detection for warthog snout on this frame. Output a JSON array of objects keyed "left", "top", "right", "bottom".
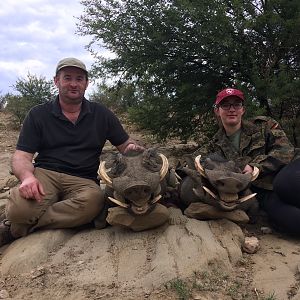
[{"left": 124, "top": 183, "right": 152, "bottom": 201}]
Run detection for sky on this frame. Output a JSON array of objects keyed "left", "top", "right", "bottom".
[{"left": 0, "top": 0, "right": 108, "bottom": 96}]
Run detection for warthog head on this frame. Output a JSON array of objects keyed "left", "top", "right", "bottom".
[
  {"left": 179, "top": 154, "right": 259, "bottom": 211},
  {"left": 98, "top": 148, "right": 169, "bottom": 215}
]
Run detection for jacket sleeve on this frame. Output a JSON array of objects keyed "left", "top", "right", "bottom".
[
  {"left": 249, "top": 117, "right": 294, "bottom": 174},
  {"left": 192, "top": 142, "right": 215, "bottom": 158},
  {"left": 192, "top": 136, "right": 224, "bottom": 164}
]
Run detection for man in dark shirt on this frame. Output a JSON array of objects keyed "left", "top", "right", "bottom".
[{"left": 0, "top": 57, "right": 143, "bottom": 246}]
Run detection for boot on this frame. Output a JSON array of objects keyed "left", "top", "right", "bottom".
[{"left": 0, "top": 220, "right": 15, "bottom": 247}]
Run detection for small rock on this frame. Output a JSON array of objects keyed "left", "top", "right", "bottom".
[
  {"left": 191, "top": 293, "right": 208, "bottom": 300},
  {"left": 4, "top": 175, "right": 19, "bottom": 188},
  {"left": 143, "top": 289, "right": 151, "bottom": 298},
  {"left": 242, "top": 236, "right": 260, "bottom": 254},
  {"left": 296, "top": 263, "right": 300, "bottom": 274},
  {"left": 31, "top": 266, "right": 46, "bottom": 279},
  {"left": 0, "top": 289, "right": 10, "bottom": 299},
  {"left": 261, "top": 226, "right": 272, "bottom": 234}
]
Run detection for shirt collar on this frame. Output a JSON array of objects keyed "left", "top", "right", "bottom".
[
  {"left": 51, "top": 96, "right": 91, "bottom": 117},
  {"left": 214, "top": 120, "right": 259, "bottom": 141}
]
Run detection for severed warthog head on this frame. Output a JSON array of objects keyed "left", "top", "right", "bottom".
[
  {"left": 98, "top": 148, "right": 169, "bottom": 215},
  {"left": 179, "top": 154, "right": 259, "bottom": 211}
]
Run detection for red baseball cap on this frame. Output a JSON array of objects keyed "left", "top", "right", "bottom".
[{"left": 215, "top": 88, "right": 244, "bottom": 105}]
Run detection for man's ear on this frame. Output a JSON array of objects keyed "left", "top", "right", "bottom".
[
  {"left": 53, "top": 76, "right": 59, "bottom": 87},
  {"left": 214, "top": 107, "right": 220, "bottom": 117},
  {"left": 241, "top": 107, "right": 246, "bottom": 116}
]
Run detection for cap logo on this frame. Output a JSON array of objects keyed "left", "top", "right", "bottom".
[{"left": 225, "top": 89, "right": 234, "bottom": 94}]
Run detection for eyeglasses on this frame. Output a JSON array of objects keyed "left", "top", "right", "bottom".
[{"left": 218, "top": 102, "right": 243, "bottom": 110}]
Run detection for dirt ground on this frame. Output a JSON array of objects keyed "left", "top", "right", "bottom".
[{"left": 0, "top": 111, "right": 300, "bottom": 300}]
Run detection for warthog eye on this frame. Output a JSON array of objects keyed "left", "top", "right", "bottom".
[{"left": 216, "top": 180, "right": 225, "bottom": 187}]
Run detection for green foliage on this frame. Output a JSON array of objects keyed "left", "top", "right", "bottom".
[
  {"left": 78, "top": 0, "right": 300, "bottom": 142},
  {"left": 5, "top": 94, "right": 31, "bottom": 125},
  {"left": 295, "top": 116, "right": 300, "bottom": 147},
  {"left": 0, "top": 93, "right": 9, "bottom": 110},
  {"left": 263, "top": 291, "right": 277, "bottom": 300},
  {"left": 193, "top": 268, "right": 229, "bottom": 292},
  {"left": 165, "top": 278, "right": 191, "bottom": 300},
  {"left": 89, "top": 81, "right": 140, "bottom": 113},
  {"left": 5, "top": 73, "right": 56, "bottom": 125}
]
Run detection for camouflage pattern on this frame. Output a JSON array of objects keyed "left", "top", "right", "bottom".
[{"left": 193, "top": 116, "right": 295, "bottom": 190}]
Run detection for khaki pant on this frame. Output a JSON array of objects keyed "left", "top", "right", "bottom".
[{"left": 6, "top": 168, "right": 104, "bottom": 238}]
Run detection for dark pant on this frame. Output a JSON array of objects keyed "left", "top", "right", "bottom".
[{"left": 263, "top": 159, "right": 300, "bottom": 234}]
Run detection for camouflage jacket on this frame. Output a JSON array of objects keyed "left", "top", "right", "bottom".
[{"left": 193, "top": 116, "right": 295, "bottom": 190}]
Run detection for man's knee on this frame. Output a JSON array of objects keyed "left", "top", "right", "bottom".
[
  {"left": 76, "top": 188, "right": 105, "bottom": 219},
  {"left": 6, "top": 187, "right": 40, "bottom": 224}
]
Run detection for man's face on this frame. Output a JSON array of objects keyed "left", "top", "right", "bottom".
[
  {"left": 214, "top": 96, "right": 245, "bottom": 128},
  {"left": 54, "top": 67, "right": 89, "bottom": 105}
]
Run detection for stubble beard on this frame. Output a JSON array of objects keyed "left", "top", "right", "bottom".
[{"left": 60, "top": 91, "right": 85, "bottom": 105}]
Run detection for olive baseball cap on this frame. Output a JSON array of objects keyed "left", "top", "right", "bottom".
[{"left": 56, "top": 57, "right": 87, "bottom": 74}]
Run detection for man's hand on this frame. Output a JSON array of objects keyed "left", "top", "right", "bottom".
[
  {"left": 117, "top": 139, "right": 145, "bottom": 154},
  {"left": 243, "top": 164, "right": 253, "bottom": 174},
  {"left": 123, "top": 143, "right": 145, "bottom": 153},
  {"left": 19, "top": 176, "right": 45, "bottom": 202}
]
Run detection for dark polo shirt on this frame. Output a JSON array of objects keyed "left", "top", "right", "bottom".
[{"left": 16, "top": 97, "right": 129, "bottom": 181}]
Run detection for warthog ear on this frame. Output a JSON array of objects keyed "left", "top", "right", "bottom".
[
  {"left": 142, "top": 148, "right": 162, "bottom": 172},
  {"left": 110, "top": 154, "right": 127, "bottom": 176},
  {"left": 140, "top": 149, "right": 169, "bottom": 178}
]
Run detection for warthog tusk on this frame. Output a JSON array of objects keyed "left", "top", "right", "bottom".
[
  {"left": 238, "top": 193, "right": 257, "bottom": 203},
  {"left": 159, "top": 153, "right": 169, "bottom": 181},
  {"left": 98, "top": 161, "right": 113, "bottom": 187},
  {"left": 251, "top": 166, "right": 260, "bottom": 181},
  {"left": 174, "top": 171, "right": 182, "bottom": 181},
  {"left": 203, "top": 186, "right": 217, "bottom": 199},
  {"left": 108, "top": 197, "right": 129, "bottom": 208},
  {"left": 194, "top": 155, "right": 206, "bottom": 178},
  {"left": 151, "top": 194, "right": 162, "bottom": 204}
]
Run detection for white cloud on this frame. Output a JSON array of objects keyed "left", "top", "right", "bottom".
[{"left": 0, "top": 0, "right": 105, "bottom": 96}]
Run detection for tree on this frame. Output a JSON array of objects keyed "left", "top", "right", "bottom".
[
  {"left": 12, "top": 73, "right": 56, "bottom": 105},
  {"left": 0, "top": 93, "right": 8, "bottom": 111},
  {"left": 89, "top": 81, "right": 140, "bottom": 113},
  {"left": 6, "top": 73, "right": 56, "bottom": 125},
  {"left": 5, "top": 94, "right": 28, "bottom": 126},
  {"left": 78, "top": 0, "right": 300, "bottom": 142}
]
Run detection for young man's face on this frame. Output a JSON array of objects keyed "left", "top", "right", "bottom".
[
  {"left": 214, "top": 96, "right": 245, "bottom": 128},
  {"left": 54, "top": 67, "right": 89, "bottom": 105}
]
